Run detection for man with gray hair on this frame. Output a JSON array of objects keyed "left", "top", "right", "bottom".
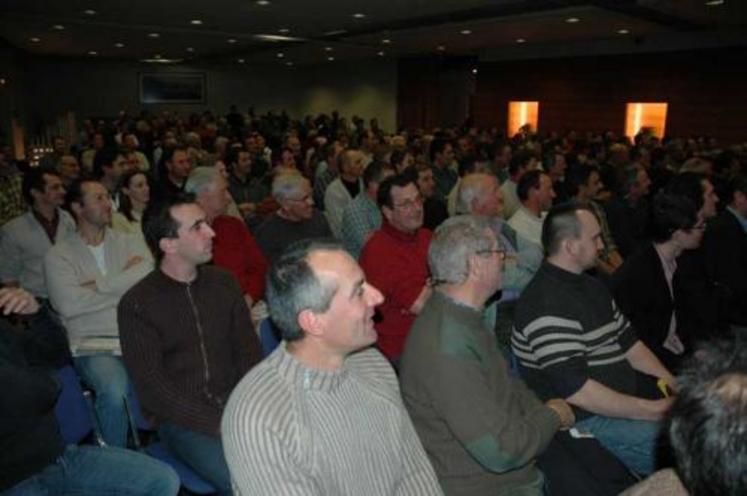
[
  {"left": 400, "top": 216, "right": 577, "bottom": 495},
  {"left": 222, "top": 238, "right": 443, "bottom": 495},
  {"left": 254, "top": 173, "right": 332, "bottom": 262},
  {"left": 186, "top": 167, "right": 268, "bottom": 309}
]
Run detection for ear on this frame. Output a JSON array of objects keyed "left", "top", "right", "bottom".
[
  {"left": 562, "top": 237, "right": 577, "bottom": 257},
  {"left": 159, "top": 237, "right": 177, "bottom": 256},
  {"left": 382, "top": 205, "right": 394, "bottom": 223},
  {"left": 298, "top": 309, "right": 324, "bottom": 338}
]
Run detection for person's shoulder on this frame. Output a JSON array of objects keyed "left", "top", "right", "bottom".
[
  {"left": 1, "top": 210, "right": 31, "bottom": 233},
  {"left": 346, "top": 347, "right": 400, "bottom": 392}
]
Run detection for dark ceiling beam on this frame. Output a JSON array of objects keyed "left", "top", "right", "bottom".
[{"left": 587, "top": 0, "right": 703, "bottom": 30}]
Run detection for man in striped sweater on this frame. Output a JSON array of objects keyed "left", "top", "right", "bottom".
[
  {"left": 221, "top": 239, "right": 443, "bottom": 495},
  {"left": 512, "top": 203, "right": 676, "bottom": 477}
]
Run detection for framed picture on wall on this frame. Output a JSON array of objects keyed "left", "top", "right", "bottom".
[{"left": 139, "top": 72, "right": 206, "bottom": 104}]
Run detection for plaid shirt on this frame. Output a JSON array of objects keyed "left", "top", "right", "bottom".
[
  {"left": 0, "top": 167, "right": 26, "bottom": 228},
  {"left": 340, "top": 193, "right": 382, "bottom": 259}
]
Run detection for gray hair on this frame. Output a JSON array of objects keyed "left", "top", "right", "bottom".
[
  {"left": 429, "top": 215, "right": 496, "bottom": 285},
  {"left": 266, "top": 238, "right": 343, "bottom": 341},
  {"left": 272, "top": 172, "right": 308, "bottom": 201},
  {"left": 184, "top": 167, "right": 221, "bottom": 196},
  {"left": 456, "top": 173, "right": 495, "bottom": 215}
]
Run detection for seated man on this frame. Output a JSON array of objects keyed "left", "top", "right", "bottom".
[
  {"left": 508, "top": 170, "right": 556, "bottom": 247},
  {"left": 401, "top": 216, "right": 575, "bottom": 495},
  {"left": 360, "top": 174, "right": 432, "bottom": 364},
  {"left": 1, "top": 168, "right": 76, "bottom": 301},
  {"left": 255, "top": 173, "right": 332, "bottom": 263},
  {"left": 186, "top": 167, "right": 268, "bottom": 308},
  {"left": 221, "top": 239, "right": 443, "bottom": 495},
  {"left": 44, "top": 179, "right": 152, "bottom": 447},
  {"left": 324, "top": 148, "right": 364, "bottom": 238},
  {"left": 513, "top": 203, "right": 675, "bottom": 476},
  {"left": 119, "top": 195, "right": 262, "bottom": 494},
  {"left": 0, "top": 287, "right": 179, "bottom": 496},
  {"left": 340, "top": 160, "right": 393, "bottom": 259}
]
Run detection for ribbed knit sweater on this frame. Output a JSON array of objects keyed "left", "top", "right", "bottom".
[
  {"left": 221, "top": 344, "right": 443, "bottom": 495},
  {"left": 119, "top": 266, "right": 261, "bottom": 436}
]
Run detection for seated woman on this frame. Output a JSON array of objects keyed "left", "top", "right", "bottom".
[
  {"left": 112, "top": 169, "right": 150, "bottom": 237},
  {"left": 612, "top": 192, "right": 705, "bottom": 372}
]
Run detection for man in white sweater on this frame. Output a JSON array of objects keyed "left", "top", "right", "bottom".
[
  {"left": 222, "top": 238, "right": 443, "bottom": 495},
  {"left": 45, "top": 179, "right": 151, "bottom": 447}
]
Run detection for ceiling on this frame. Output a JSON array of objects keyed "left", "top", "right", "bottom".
[{"left": 0, "top": 0, "right": 745, "bottom": 66}]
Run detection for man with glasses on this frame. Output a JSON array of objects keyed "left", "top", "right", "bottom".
[
  {"left": 401, "top": 216, "right": 577, "bottom": 495},
  {"left": 255, "top": 173, "right": 332, "bottom": 263},
  {"left": 360, "top": 174, "right": 432, "bottom": 366}
]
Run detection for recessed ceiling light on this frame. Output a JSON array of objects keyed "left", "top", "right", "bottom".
[
  {"left": 277, "top": 52, "right": 284, "bottom": 58},
  {"left": 238, "top": 58, "right": 245, "bottom": 63},
  {"left": 190, "top": 19, "right": 203, "bottom": 25},
  {"left": 382, "top": 39, "right": 391, "bottom": 44},
  {"left": 254, "top": 34, "right": 300, "bottom": 42},
  {"left": 324, "top": 46, "right": 333, "bottom": 52},
  {"left": 617, "top": 28, "right": 630, "bottom": 35},
  {"left": 565, "top": 17, "right": 580, "bottom": 23},
  {"left": 323, "top": 29, "right": 347, "bottom": 36},
  {"left": 705, "top": 0, "right": 724, "bottom": 5},
  {"left": 460, "top": 29, "right": 472, "bottom": 35},
  {"left": 516, "top": 38, "right": 526, "bottom": 43},
  {"left": 186, "top": 47, "right": 195, "bottom": 52},
  {"left": 227, "top": 38, "right": 237, "bottom": 44},
  {"left": 285, "top": 61, "right": 293, "bottom": 66},
  {"left": 148, "top": 33, "right": 160, "bottom": 38},
  {"left": 377, "top": 51, "right": 385, "bottom": 56},
  {"left": 88, "top": 50, "right": 98, "bottom": 56},
  {"left": 472, "top": 68, "right": 478, "bottom": 74},
  {"left": 53, "top": 24, "right": 65, "bottom": 30},
  {"left": 352, "top": 13, "right": 366, "bottom": 19},
  {"left": 83, "top": 9, "right": 97, "bottom": 15},
  {"left": 278, "top": 28, "right": 290, "bottom": 34},
  {"left": 437, "top": 45, "right": 446, "bottom": 51},
  {"left": 327, "top": 56, "right": 335, "bottom": 61},
  {"left": 256, "top": 0, "right": 270, "bottom": 5},
  {"left": 114, "top": 42, "right": 125, "bottom": 48},
  {"left": 30, "top": 37, "right": 41, "bottom": 43}
]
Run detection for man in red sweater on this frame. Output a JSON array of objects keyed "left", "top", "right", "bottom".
[
  {"left": 359, "top": 174, "right": 432, "bottom": 366},
  {"left": 186, "top": 167, "right": 268, "bottom": 308}
]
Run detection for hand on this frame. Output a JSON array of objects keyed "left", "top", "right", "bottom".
[
  {"left": 123, "top": 255, "right": 144, "bottom": 271},
  {"left": 546, "top": 398, "right": 576, "bottom": 430},
  {"left": 0, "top": 287, "right": 40, "bottom": 315}
]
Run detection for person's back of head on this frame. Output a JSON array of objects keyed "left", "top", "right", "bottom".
[
  {"left": 649, "top": 192, "right": 700, "bottom": 244},
  {"left": 516, "top": 169, "right": 543, "bottom": 203},
  {"left": 542, "top": 201, "right": 593, "bottom": 257},
  {"left": 669, "top": 339, "right": 747, "bottom": 496},
  {"left": 92, "top": 147, "right": 122, "bottom": 180}
]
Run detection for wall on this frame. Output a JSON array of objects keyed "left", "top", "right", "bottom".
[{"left": 12, "top": 56, "right": 398, "bottom": 136}]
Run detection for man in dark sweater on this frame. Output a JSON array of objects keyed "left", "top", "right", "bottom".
[
  {"left": 1, "top": 287, "right": 179, "bottom": 495},
  {"left": 513, "top": 203, "right": 675, "bottom": 476},
  {"left": 118, "top": 195, "right": 262, "bottom": 494}
]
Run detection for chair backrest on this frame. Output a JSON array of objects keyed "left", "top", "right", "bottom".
[{"left": 53, "top": 366, "right": 99, "bottom": 445}]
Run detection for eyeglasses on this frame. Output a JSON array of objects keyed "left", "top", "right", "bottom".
[
  {"left": 476, "top": 249, "right": 506, "bottom": 260},
  {"left": 393, "top": 195, "right": 423, "bottom": 210},
  {"left": 287, "top": 194, "right": 311, "bottom": 203}
]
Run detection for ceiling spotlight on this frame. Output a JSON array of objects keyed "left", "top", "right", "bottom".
[
  {"left": 227, "top": 38, "right": 237, "bottom": 44},
  {"left": 617, "top": 28, "right": 630, "bottom": 34},
  {"left": 377, "top": 51, "right": 385, "bottom": 56},
  {"left": 148, "top": 32, "right": 160, "bottom": 38},
  {"left": 705, "top": 0, "right": 724, "bottom": 5},
  {"left": 460, "top": 29, "right": 472, "bottom": 35},
  {"left": 278, "top": 28, "right": 290, "bottom": 34},
  {"left": 83, "top": 9, "right": 97, "bottom": 15},
  {"left": 53, "top": 24, "right": 65, "bottom": 30},
  {"left": 565, "top": 17, "right": 580, "bottom": 23},
  {"left": 277, "top": 52, "right": 284, "bottom": 58},
  {"left": 437, "top": 45, "right": 446, "bottom": 51},
  {"left": 238, "top": 58, "right": 245, "bottom": 63},
  {"left": 0, "top": 79, "right": 5, "bottom": 86},
  {"left": 382, "top": 39, "right": 391, "bottom": 44},
  {"left": 256, "top": 0, "right": 270, "bottom": 5},
  {"left": 285, "top": 61, "right": 294, "bottom": 66},
  {"left": 30, "top": 37, "right": 41, "bottom": 43},
  {"left": 472, "top": 68, "right": 478, "bottom": 75},
  {"left": 327, "top": 56, "right": 335, "bottom": 61},
  {"left": 324, "top": 46, "right": 333, "bottom": 52},
  {"left": 88, "top": 50, "right": 98, "bottom": 56},
  {"left": 516, "top": 38, "right": 526, "bottom": 43},
  {"left": 114, "top": 42, "right": 125, "bottom": 48},
  {"left": 352, "top": 13, "right": 366, "bottom": 19},
  {"left": 190, "top": 19, "right": 203, "bottom": 25},
  {"left": 186, "top": 47, "right": 195, "bottom": 52}
]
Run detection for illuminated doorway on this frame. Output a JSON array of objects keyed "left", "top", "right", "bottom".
[
  {"left": 625, "top": 103, "right": 668, "bottom": 140},
  {"left": 507, "top": 101, "right": 539, "bottom": 137}
]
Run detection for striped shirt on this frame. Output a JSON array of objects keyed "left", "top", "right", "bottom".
[
  {"left": 221, "top": 344, "right": 443, "bottom": 495},
  {"left": 512, "top": 262, "right": 638, "bottom": 420}
]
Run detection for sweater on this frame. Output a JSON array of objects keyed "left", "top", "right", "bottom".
[
  {"left": 401, "top": 291, "right": 558, "bottom": 496},
  {"left": 118, "top": 266, "right": 261, "bottom": 436},
  {"left": 212, "top": 215, "right": 268, "bottom": 302},
  {"left": 255, "top": 211, "right": 333, "bottom": 263},
  {"left": 221, "top": 345, "right": 443, "bottom": 495}
]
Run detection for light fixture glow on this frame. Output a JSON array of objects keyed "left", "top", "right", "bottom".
[
  {"left": 53, "top": 24, "right": 65, "bottom": 30},
  {"left": 87, "top": 50, "right": 98, "bottom": 56},
  {"left": 186, "top": 47, "right": 195, "bottom": 52},
  {"left": 238, "top": 58, "right": 245, "bottom": 63},
  {"left": 254, "top": 34, "right": 302, "bottom": 42},
  {"left": 617, "top": 28, "right": 630, "bottom": 34},
  {"left": 516, "top": 38, "right": 526, "bottom": 43},
  {"left": 285, "top": 61, "right": 293, "bottom": 66},
  {"left": 327, "top": 56, "right": 335, "bottom": 61},
  {"left": 352, "top": 13, "right": 366, "bottom": 19},
  {"left": 115, "top": 42, "right": 125, "bottom": 48},
  {"left": 276, "top": 52, "right": 284, "bottom": 58},
  {"left": 30, "top": 37, "right": 41, "bottom": 43},
  {"left": 437, "top": 45, "right": 446, "bottom": 51},
  {"left": 382, "top": 39, "right": 391, "bottom": 44},
  {"left": 83, "top": 9, "right": 97, "bottom": 15},
  {"left": 190, "top": 19, "right": 203, "bottom": 25},
  {"left": 227, "top": 38, "right": 237, "bottom": 44},
  {"left": 324, "top": 46, "right": 333, "bottom": 52},
  {"left": 565, "top": 17, "right": 580, "bottom": 23},
  {"left": 278, "top": 28, "right": 290, "bottom": 34},
  {"left": 460, "top": 29, "right": 472, "bottom": 35},
  {"left": 148, "top": 33, "right": 160, "bottom": 38},
  {"left": 472, "top": 68, "right": 478, "bottom": 75},
  {"left": 377, "top": 51, "right": 385, "bottom": 56},
  {"left": 705, "top": 0, "right": 724, "bottom": 5},
  {"left": 256, "top": 0, "right": 270, "bottom": 5}
]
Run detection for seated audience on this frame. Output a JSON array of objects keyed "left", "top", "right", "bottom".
[
  {"left": 360, "top": 174, "right": 432, "bottom": 364},
  {"left": 111, "top": 169, "right": 150, "bottom": 238},
  {"left": 186, "top": 167, "right": 268, "bottom": 307},
  {"left": 500, "top": 150, "right": 538, "bottom": 219},
  {"left": 56, "top": 154, "right": 81, "bottom": 188},
  {"left": 429, "top": 138, "right": 458, "bottom": 200},
  {"left": 415, "top": 162, "right": 450, "bottom": 230},
  {"left": 613, "top": 192, "right": 705, "bottom": 370},
  {"left": 39, "top": 136, "right": 68, "bottom": 171},
  {"left": 92, "top": 148, "right": 125, "bottom": 209},
  {"left": 340, "top": 160, "right": 394, "bottom": 258},
  {"left": 0, "top": 286, "right": 179, "bottom": 496},
  {"left": 604, "top": 164, "right": 652, "bottom": 257},
  {"left": 324, "top": 148, "right": 365, "bottom": 238},
  {"left": 222, "top": 239, "right": 442, "bottom": 495},
  {"left": 1, "top": 168, "right": 76, "bottom": 300},
  {"left": 119, "top": 195, "right": 262, "bottom": 494},
  {"left": 513, "top": 203, "right": 675, "bottom": 476},
  {"left": 312, "top": 143, "right": 341, "bottom": 210},
  {"left": 255, "top": 173, "right": 332, "bottom": 263},
  {"left": 44, "top": 179, "right": 152, "bottom": 448},
  {"left": 0, "top": 149, "right": 26, "bottom": 228},
  {"left": 225, "top": 146, "right": 268, "bottom": 224},
  {"left": 152, "top": 146, "right": 192, "bottom": 202},
  {"left": 508, "top": 170, "right": 556, "bottom": 247}
]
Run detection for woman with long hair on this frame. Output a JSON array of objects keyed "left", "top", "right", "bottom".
[{"left": 112, "top": 169, "right": 150, "bottom": 236}]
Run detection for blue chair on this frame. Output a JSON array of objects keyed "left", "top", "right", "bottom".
[
  {"left": 258, "top": 318, "right": 280, "bottom": 357},
  {"left": 53, "top": 365, "right": 105, "bottom": 446},
  {"left": 124, "top": 387, "right": 217, "bottom": 495}
]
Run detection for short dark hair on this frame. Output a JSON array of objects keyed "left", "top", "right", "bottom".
[
  {"left": 650, "top": 192, "right": 699, "bottom": 243},
  {"left": 141, "top": 194, "right": 196, "bottom": 263},
  {"left": 266, "top": 238, "right": 342, "bottom": 341},
  {"left": 565, "top": 165, "right": 599, "bottom": 198},
  {"left": 664, "top": 172, "right": 707, "bottom": 213},
  {"left": 429, "top": 138, "right": 450, "bottom": 163},
  {"left": 22, "top": 167, "right": 58, "bottom": 204},
  {"left": 377, "top": 173, "right": 417, "bottom": 209},
  {"left": 517, "top": 169, "right": 544, "bottom": 202},
  {"left": 161, "top": 145, "right": 188, "bottom": 167},
  {"left": 724, "top": 174, "right": 747, "bottom": 205},
  {"left": 389, "top": 149, "right": 408, "bottom": 168},
  {"left": 224, "top": 145, "right": 246, "bottom": 169},
  {"left": 64, "top": 178, "right": 100, "bottom": 218},
  {"left": 669, "top": 338, "right": 747, "bottom": 496},
  {"left": 362, "top": 160, "right": 392, "bottom": 189},
  {"left": 509, "top": 150, "right": 534, "bottom": 177},
  {"left": 92, "top": 147, "right": 124, "bottom": 179},
  {"left": 542, "top": 201, "right": 594, "bottom": 255}
]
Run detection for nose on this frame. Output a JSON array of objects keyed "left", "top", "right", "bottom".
[
  {"left": 204, "top": 223, "right": 216, "bottom": 239},
  {"left": 366, "top": 284, "right": 385, "bottom": 307}
]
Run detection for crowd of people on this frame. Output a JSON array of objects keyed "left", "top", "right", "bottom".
[{"left": 0, "top": 106, "right": 746, "bottom": 495}]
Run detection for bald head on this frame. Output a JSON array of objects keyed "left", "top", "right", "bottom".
[{"left": 457, "top": 173, "right": 503, "bottom": 218}]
